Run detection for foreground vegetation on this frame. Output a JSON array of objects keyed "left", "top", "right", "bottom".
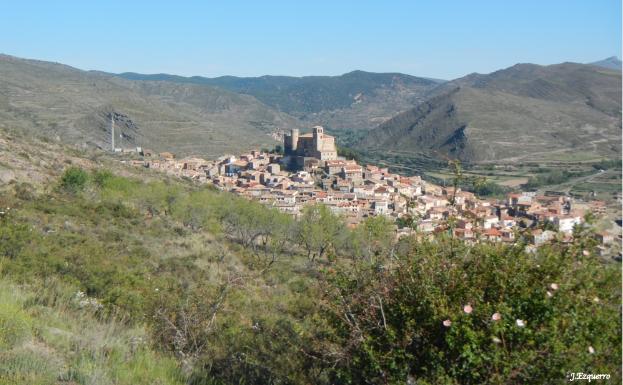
[{"left": 0, "top": 166, "right": 620, "bottom": 384}]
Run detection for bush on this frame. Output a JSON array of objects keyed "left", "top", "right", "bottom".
[
  {"left": 92, "top": 169, "right": 114, "bottom": 188},
  {"left": 316, "top": 236, "right": 621, "bottom": 384},
  {"left": 60, "top": 167, "right": 89, "bottom": 193}
]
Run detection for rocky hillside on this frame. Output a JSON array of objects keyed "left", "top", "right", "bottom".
[
  {"left": 118, "top": 70, "right": 442, "bottom": 130},
  {"left": 359, "top": 62, "right": 622, "bottom": 163},
  {"left": 0, "top": 54, "right": 301, "bottom": 157}
]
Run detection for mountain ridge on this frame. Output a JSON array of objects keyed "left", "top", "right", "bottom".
[
  {"left": 359, "top": 61, "right": 621, "bottom": 163},
  {"left": 0, "top": 53, "right": 301, "bottom": 157},
  {"left": 116, "top": 69, "right": 443, "bottom": 130}
]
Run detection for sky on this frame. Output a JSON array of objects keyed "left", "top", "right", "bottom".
[{"left": 0, "top": 1, "right": 620, "bottom": 79}]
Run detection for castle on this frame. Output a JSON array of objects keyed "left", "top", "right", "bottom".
[{"left": 283, "top": 126, "right": 338, "bottom": 167}]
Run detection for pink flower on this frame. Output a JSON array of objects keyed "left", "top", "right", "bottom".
[
  {"left": 516, "top": 319, "right": 526, "bottom": 328},
  {"left": 550, "top": 283, "right": 559, "bottom": 290},
  {"left": 588, "top": 346, "right": 595, "bottom": 354},
  {"left": 491, "top": 312, "right": 501, "bottom": 321},
  {"left": 443, "top": 319, "right": 452, "bottom": 327},
  {"left": 463, "top": 304, "right": 473, "bottom": 314}
]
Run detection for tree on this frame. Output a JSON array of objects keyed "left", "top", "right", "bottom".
[
  {"left": 296, "top": 205, "right": 344, "bottom": 261},
  {"left": 356, "top": 215, "right": 395, "bottom": 260},
  {"left": 255, "top": 208, "right": 294, "bottom": 267}
]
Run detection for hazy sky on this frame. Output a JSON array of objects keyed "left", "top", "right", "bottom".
[{"left": 1, "top": 1, "right": 620, "bottom": 79}]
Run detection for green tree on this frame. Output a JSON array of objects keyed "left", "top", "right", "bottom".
[
  {"left": 355, "top": 215, "right": 395, "bottom": 260},
  {"left": 296, "top": 204, "right": 344, "bottom": 261}
]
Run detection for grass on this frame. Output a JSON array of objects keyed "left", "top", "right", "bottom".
[
  {"left": 0, "top": 278, "right": 184, "bottom": 385},
  {"left": 0, "top": 166, "right": 319, "bottom": 384}
]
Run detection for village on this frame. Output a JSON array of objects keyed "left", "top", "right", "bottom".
[{"left": 124, "top": 126, "right": 616, "bottom": 254}]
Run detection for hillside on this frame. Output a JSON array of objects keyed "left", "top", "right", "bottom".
[
  {"left": 359, "top": 62, "right": 622, "bottom": 163},
  {"left": 0, "top": 127, "right": 620, "bottom": 384},
  {"left": 0, "top": 54, "right": 300, "bottom": 157},
  {"left": 117, "top": 70, "right": 442, "bottom": 130}
]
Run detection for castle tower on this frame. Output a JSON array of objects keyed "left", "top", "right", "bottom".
[
  {"left": 290, "top": 129, "right": 299, "bottom": 153},
  {"left": 313, "top": 126, "right": 323, "bottom": 151}
]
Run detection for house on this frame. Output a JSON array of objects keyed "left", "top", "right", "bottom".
[
  {"left": 267, "top": 163, "right": 281, "bottom": 174},
  {"left": 335, "top": 179, "right": 352, "bottom": 193},
  {"left": 554, "top": 215, "right": 582, "bottom": 233},
  {"left": 353, "top": 185, "right": 375, "bottom": 199},
  {"left": 481, "top": 227, "right": 502, "bottom": 242},
  {"left": 482, "top": 215, "right": 500, "bottom": 229},
  {"left": 527, "top": 229, "right": 556, "bottom": 246},
  {"left": 325, "top": 160, "right": 348, "bottom": 175},
  {"left": 500, "top": 215, "right": 517, "bottom": 228},
  {"left": 342, "top": 164, "right": 363, "bottom": 183},
  {"left": 374, "top": 186, "right": 391, "bottom": 200},
  {"left": 225, "top": 160, "right": 248, "bottom": 175},
  {"left": 374, "top": 200, "right": 390, "bottom": 215}
]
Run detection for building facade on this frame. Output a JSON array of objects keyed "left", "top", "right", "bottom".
[{"left": 284, "top": 126, "right": 338, "bottom": 161}]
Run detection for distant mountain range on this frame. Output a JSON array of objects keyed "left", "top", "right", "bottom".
[
  {"left": 117, "top": 70, "right": 442, "bottom": 130},
  {"left": 1, "top": 53, "right": 620, "bottom": 163},
  {"left": 589, "top": 56, "right": 622, "bottom": 71},
  {"left": 359, "top": 61, "right": 621, "bottom": 162},
  {"left": 0, "top": 54, "right": 299, "bottom": 156}
]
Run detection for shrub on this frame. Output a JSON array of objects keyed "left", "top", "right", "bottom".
[
  {"left": 92, "top": 169, "right": 114, "bottom": 188},
  {"left": 60, "top": 167, "right": 89, "bottom": 193},
  {"left": 316, "top": 236, "right": 621, "bottom": 384}
]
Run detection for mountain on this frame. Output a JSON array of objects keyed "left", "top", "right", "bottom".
[
  {"left": 117, "top": 70, "right": 443, "bottom": 130},
  {"left": 589, "top": 56, "right": 622, "bottom": 71},
  {"left": 358, "top": 62, "right": 622, "bottom": 163},
  {"left": 0, "top": 54, "right": 300, "bottom": 156}
]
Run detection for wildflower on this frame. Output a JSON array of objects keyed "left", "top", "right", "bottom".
[
  {"left": 546, "top": 291, "right": 553, "bottom": 298},
  {"left": 491, "top": 312, "right": 501, "bottom": 321},
  {"left": 463, "top": 304, "right": 473, "bottom": 314},
  {"left": 583, "top": 250, "right": 590, "bottom": 256},
  {"left": 442, "top": 319, "right": 452, "bottom": 327},
  {"left": 592, "top": 297, "right": 600, "bottom": 303},
  {"left": 588, "top": 346, "right": 595, "bottom": 354},
  {"left": 516, "top": 319, "right": 526, "bottom": 327},
  {"left": 550, "top": 283, "right": 559, "bottom": 290},
  {"left": 492, "top": 336, "right": 502, "bottom": 344}
]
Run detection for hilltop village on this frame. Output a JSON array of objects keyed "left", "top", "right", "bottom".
[{"left": 126, "top": 126, "right": 614, "bottom": 251}]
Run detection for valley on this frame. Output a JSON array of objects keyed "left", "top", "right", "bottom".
[{"left": 1, "top": 2, "right": 621, "bottom": 384}]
